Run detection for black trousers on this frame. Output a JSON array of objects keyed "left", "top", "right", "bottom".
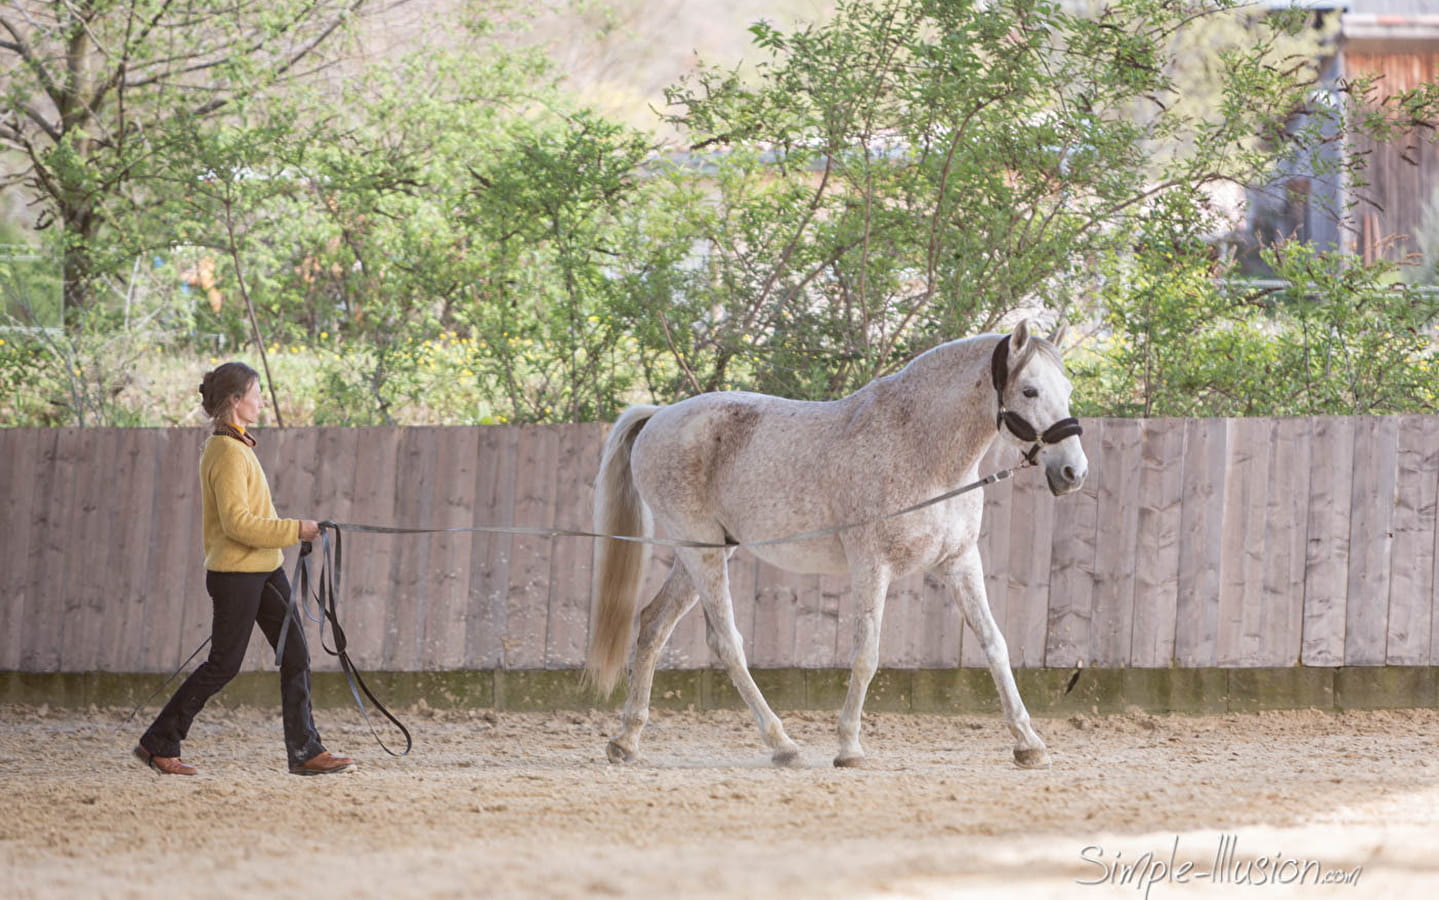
[{"left": 141, "top": 568, "right": 326, "bottom": 768}]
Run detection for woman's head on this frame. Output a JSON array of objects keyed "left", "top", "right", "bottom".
[{"left": 199, "top": 362, "right": 261, "bottom": 425}]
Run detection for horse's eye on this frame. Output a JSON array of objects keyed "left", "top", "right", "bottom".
[{"left": 1022, "top": 387, "right": 1039, "bottom": 398}]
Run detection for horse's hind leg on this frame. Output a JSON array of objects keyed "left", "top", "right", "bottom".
[
  {"left": 690, "top": 551, "right": 802, "bottom": 767},
  {"left": 607, "top": 564, "right": 698, "bottom": 763},
  {"left": 938, "top": 547, "right": 1050, "bottom": 769},
  {"left": 834, "top": 566, "right": 891, "bottom": 767}
]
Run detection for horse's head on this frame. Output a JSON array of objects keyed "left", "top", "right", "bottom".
[{"left": 993, "top": 319, "right": 1088, "bottom": 496}]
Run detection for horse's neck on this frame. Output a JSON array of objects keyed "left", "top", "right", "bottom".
[{"left": 886, "top": 337, "right": 1001, "bottom": 480}]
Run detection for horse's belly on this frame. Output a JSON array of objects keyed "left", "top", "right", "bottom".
[{"left": 746, "top": 537, "right": 851, "bottom": 577}]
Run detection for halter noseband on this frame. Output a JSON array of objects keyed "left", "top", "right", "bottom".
[{"left": 990, "top": 334, "right": 1084, "bottom": 464}]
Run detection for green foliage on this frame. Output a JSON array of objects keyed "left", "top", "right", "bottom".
[
  {"left": 628, "top": 0, "right": 1381, "bottom": 402},
  {"left": 0, "top": 304, "right": 156, "bottom": 426},
  {"left": 3, "top": 0, "right": 1437, "bottom": 427},
  {"left": 0, "top": 230, "right": 62, "bottom": 328},
  {"left": 1073, "top": 218, "right": 1439, "bottom": 417}
]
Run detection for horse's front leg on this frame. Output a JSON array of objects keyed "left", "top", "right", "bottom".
[
  {"left": 937, "top": 547, "right": 1050, "bottom": 769},
  {"left": 835, "top": 565, "right": 891, "bottom": 767}
]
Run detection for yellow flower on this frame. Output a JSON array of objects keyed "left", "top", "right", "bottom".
[{"left": 320, "top": 331, "right": 329, "bottom": 340}]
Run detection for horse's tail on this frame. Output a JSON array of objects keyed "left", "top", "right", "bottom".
[{"left": 585, "top": 404, "right": 659, "bottom": 696}]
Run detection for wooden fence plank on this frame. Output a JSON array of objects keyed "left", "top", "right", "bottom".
[
  {"left": 1174, "top": 418, "right": 1226, "bottom": 667},
  {"left": 74, "top": 428, "right": 124, "bottom": 670},
  {"left": 0, "top": 430, "right": 42, "bottom": 670},
  {"left": 1044, "top": 424, "right": 1101, "bottom": 667},
  {"left": 22, "top": 429, "right": 62, "bottom": 671},
  {"left": 817, "top": 574, "right": 850, "bottom": 667},
  {"left": 1091, "top": 419, "right": 1143, "bottom": 666},
  {"left": 1302, "top": 416, "right": 1355, "bottom": 666},
  {"left": 916, "top": 570, "right": 962, "bottom": 668},
  {"left": 111, "top": 429, "right": 164, "bottom": 673},
  {"left": 1216, "top": 418, "right": 1272, "bottom": 666},
  {"left": 1345, "top": 416, "right": 1398, "bottom": 666},
  {"left": 1257, "top": 418, "right": 1312, "bottom": 667},
  {"left": 26, "top": 430, "right": 83, "bottom": 672},
  {"left": 423, "top": 427, "right": 480, "bottom": 670},
  {"left": 342, "top": 427, "right": 402, "bottom": 669},
  {"left": 57, "top": 429, "right": 102, "bottom": 671},
  {"left": 794, "top": 572, "right": 838, "bottom": 668},
  {"left": 97, "top": 429, "right": 158, "bottom": 672},
  {"left": 750, "top": 560, "right": 798, "bottom": 668},
  {"left": 1392, "top": 417, "right": 1439, "bottom": 662},
  {"left": 384, "top": 427, "right": 439, "bottom": 670},
  {"left": 545, "top": 424, "right": 603, "bottom": 669},
  {"left": 878, "top": 572, "right": 922, "bottom": 669},
  {"left": 1388, "top": 416, "right": 1439, "bottom": 665},
  {"left": 467, "top": 425, "right": 518, "bottom": 669},
  {"left": 1388, "top": 416, "right": 1438, "bottom": 665},
  {"left": 140, "top": 429, "right": 204, "bottom": 672},
  {"left": 878, "top": 574, "right": 915, "bottom": 668},
  {"left": 1429, "top": 420, "right": 1439, "bottom": 667},
  {"left": 504, "top": 426, "right": 559, "bottom": 668},
  {"left": 831, "top": 555, "right": 859, "bottom": 669},
  {"left": 1130, "top": 419, "right": 1185, "bottom": 667}
]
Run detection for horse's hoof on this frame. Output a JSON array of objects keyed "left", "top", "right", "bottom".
[
  {"left": 1013, "top": 746, "right": 1051, "bottom": 769},
  {"left": 771, "top": 747, "right": 803, "bottom": 768},
  {"left": 606, "top": 740, "right": 639, "bottom": 764},
  {"left": 833, "top": 754, "right": 867, "bottom": 769}
]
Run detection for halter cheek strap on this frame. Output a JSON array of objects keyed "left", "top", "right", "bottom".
[{"left": 990, "top": 334, "right": 1084, "bottom": 464}]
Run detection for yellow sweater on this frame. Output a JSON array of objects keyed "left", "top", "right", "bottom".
[{"left": 200, "top": 431, "right": 301, "bottom": 572}]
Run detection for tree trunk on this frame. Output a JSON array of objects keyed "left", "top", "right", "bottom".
[{"left": 60, "top": 202, "right": 98, "bottom": 329}]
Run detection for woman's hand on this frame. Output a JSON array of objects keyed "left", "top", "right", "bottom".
[{"left": 298, "top": 520, "right": 321, "bottom": 541}]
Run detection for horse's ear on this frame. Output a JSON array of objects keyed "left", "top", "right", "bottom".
[
  {"left": 1010, "top": 318, "right": 1033, "bottom": 357},
  {"left": 1047, "top": 320, "right": 1068, "bottom": 350},
  {"left": 1007, "top": 318, "right": 1030, "bottom": 352}
]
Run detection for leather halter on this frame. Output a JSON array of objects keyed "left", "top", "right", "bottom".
[{"left": 990, "top": 334, "right": 1084, "bottom": 464}]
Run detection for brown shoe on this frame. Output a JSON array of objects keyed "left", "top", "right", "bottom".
[
  {"left": 290, "top": 751, "right": 353, "bottom": 776},
  {"left": 134, "top": 745, "right": 197, "bottom": 776}
]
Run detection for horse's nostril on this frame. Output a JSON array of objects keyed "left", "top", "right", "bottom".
[{"left": 1063, "top": 466, "right": 1076, "bottom": 483}]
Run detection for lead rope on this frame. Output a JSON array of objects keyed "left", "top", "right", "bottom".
[{"left": 279, "top": 525, "right": 413, "bottom": 757}]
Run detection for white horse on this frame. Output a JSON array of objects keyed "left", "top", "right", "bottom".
[{"left": 586, "top": 320, "right": 1087, "bottom": 768}]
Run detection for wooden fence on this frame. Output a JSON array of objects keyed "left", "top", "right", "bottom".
[{"left": 1, "top": 416, "right": 1436, "bottom": 674}]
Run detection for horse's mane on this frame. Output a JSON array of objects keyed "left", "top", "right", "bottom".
[{"left": 901, "top": 331, "right": 1064, "bottom": 382}]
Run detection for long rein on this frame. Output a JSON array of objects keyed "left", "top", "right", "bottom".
[{"left": 273, "top": 454, "right": 1043, "bottom": 758}]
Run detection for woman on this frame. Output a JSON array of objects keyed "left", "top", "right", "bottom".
[{"left": 135, "top": 362, "right": 353, "bottom": 776}]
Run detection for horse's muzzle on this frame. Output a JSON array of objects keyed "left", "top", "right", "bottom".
[{"left": 1045, "top": 460, "right": 1087, "bottom": 496}]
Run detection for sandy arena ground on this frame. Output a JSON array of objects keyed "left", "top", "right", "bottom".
[{"left": 3, "top": 703, "right": 1438, "bottom": 899}]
